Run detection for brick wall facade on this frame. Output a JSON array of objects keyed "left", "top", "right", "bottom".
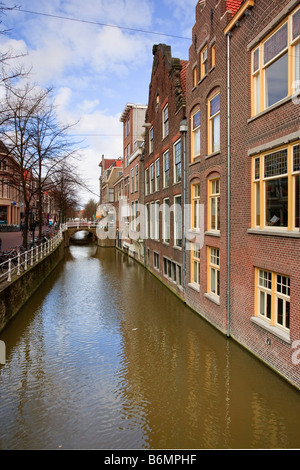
[
  {"left": 143, "top": 44, "right": 187, "bottom": 299},
  {"left": 228, "top": 0, "right": 300, "bottom": 388}
]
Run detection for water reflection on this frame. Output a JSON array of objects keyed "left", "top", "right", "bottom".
[{"left": 0, "top": 245, "right": 300, "bottom": 449}]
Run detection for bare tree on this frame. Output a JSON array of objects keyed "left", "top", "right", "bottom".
[
  {"left": 0, "top": 82, "right": 87, "bottom": 247},
  {"left": 0, "top": 3, "right": 29, "bottom": 92}
]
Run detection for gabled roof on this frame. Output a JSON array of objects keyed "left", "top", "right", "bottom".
[{"left": 99, "top": 158, "right": 117, "bottom": 169}]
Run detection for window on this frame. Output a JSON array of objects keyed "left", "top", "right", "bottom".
[
  {"left": 208, "top": 177, "right": 220, "bottom": 231},
  {"left": 252, "top": 143, "right": 299, "bottom": 231},
  {"left": 163, "top": 150, "right": 169, "bottom": 187},
  {"left": 191, "top": 183, "right": 201, "bottom": 230},
  {"left": 191, "top": 243, "right": 201, "bottom": 286},
  {"left": 155, "top": 200, "right": 160, "bottom": 240},
  {"left": 130, "top": 168, "right": 134, "bottom": 193},
  {"left": 162, "top": 198, "right": 170, "bottom": 243},
  {"left": 174, "top": 195, "right": 182, "bottom": 248},
  {"left": 251, "top": 7, "right": 300, "bottom": 116},
  {"left": 150, "top": 201, "right": 155, "bottom": 239},
  {"left": 211, "top": 44, "right": 215, "bottom": 68},
  {"left": 131, "top": 200, "right": 138, "bottom": 232},
  {"left": 135, "top": 164, "right": 138, "bottom": 192},
  {"left": 191, "top": 109, "right": 200, "bottom": 161},
  {"left": 293, "top": 8, "right": 300, "bottom": 84},
  {"left": 162, "top": 104, "right": 169, "bottom": 138},
  {"left": 193, "top": 66, "right": 197, "bottom": 87},
  {"left": 155, "top": 158, "right": 160, "bottom": 191},
  {"left": 163, "top": 257, "right": 182, "bottom": 287},
  {"left": 145, "top": 203, "right": 149, "bottom": 239},
  {"left": 154, "top": 252, "right": 159, "bottom": 270},
  {"left": 173, "top": 139, "right": 181, "bottom": 183},
  {"left": 109, "top": 188, "right": 114, "bottom": 203},
  {"left": 149, "top": 127, "right": 153, "bottom": 154},
  {"left": 208, "top": 92, "right": 220, "bottom": 154},
  {"left": 145, "top": 168, "right": 149, "bottom": 196},
  {"left": 208, "top": 247, "right": 220, "bottom": 298},
  {"left": 256, "top": 268, "right": 290, "bottom": 331},
  {"left": 150, "top": 163, "right": 154, "bottom": 193},
  {"left": 200, "top": 46, "right": 207, "bottom": 78}
]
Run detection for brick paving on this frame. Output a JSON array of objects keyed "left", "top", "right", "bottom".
[{"left": 0, "top": 226, "right": 51, "bottom": 252}]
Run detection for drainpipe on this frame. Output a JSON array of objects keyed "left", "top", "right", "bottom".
[
  {"left": 180, "top": 119, "right": 188, "bottom": 292},
  {"left": 226, "top": 32, "right": 232, "bottom": 337}
]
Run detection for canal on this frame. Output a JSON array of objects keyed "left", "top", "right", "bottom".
[{"left": 0, "top": 242, "right": 300, "bottom": 450}]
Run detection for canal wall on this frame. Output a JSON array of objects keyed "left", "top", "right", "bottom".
[{"left": 0, "top": 241, "right": 65, "bottom": 333}]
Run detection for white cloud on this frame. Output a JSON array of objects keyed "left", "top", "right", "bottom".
[{"left": 0, "top": 0, "right": 196, "bottom": 206}]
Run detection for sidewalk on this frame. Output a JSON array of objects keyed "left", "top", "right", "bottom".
[
  {"left": 0, "top": 230, "right": 24, "bottom": 251},
  {"left": 0, "top": 225, "right": 52, "bottom": 251}
]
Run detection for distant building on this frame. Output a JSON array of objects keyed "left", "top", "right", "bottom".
[
  {"left": 98, "top": 155, "right": 123, "bottom": 207},
  {"left": 119, "top": 103, "right": 147, "bottom": 260},
  {"left": 0, "top": 141, "right": 21, "bottom": 226}
]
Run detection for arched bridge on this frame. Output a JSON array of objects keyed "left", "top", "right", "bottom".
[{"left": 61, "top": 221, "right": 115, "bottom": 247}]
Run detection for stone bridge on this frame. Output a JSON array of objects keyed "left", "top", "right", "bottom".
[{"left": 61, "top": 221, "right": 115, "bottom": 247}]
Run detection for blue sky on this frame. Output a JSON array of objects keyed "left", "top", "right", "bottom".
[{"left": 0, "top": 0, "right": 196, "bottom": 206}]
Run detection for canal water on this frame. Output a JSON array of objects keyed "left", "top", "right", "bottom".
[{"left": 0, "top": 242, "right": 300, "bottom": 450}]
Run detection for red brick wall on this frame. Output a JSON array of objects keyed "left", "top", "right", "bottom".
[
  {"left": 228, "top": 0, "right": 300, "bottom": 388},
  {"left": 185, "top": 0, "right": 230, "bottom": 333},
  {"left": 143, "top": 44, "right": 186, "bottom": 299},
  {"left": 183, "top": 0, "right": 300, "bottom": 388}
]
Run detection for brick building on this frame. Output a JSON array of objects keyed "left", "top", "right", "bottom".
[
  {"left": 119, "top": 103, "right": 147, "bottom": 261},
  {"left": 0, "top": 141, "right": 21, "bottom": 226},
  {"left": 110, "top": 0, "right": 300, "bottom": 388},
  {"left": 98, "top": 155, "right": 123, "bottom": 206},
  {"left": 183, "top": 0, "right": 300, "bottom": 388},
  {"left": 143, "top": 44, "right": 187, "bottom": 298},
  {"left": 185, "top": 0, "right": 238, "bottom": 332},
  {"left": 226, "top": 0, "right": 300, "bottom": 388}
]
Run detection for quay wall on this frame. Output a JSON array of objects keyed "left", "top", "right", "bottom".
[{"left": 0, "top": 241, "right": 65, "bottom": 333}]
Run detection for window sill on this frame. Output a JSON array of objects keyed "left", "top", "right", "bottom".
[
  {"left": 205, "top": 230, "right": 220, "bottom": 237},
  {"left": 188, "top": 282, "right": 200, "bottom": 292},
  {"left": 189, "top": 157, "right": 200, "bottom": 166},
  {"left": 251, "top": 316, "right": 291, "bottom": 344},
  {"left": 204, "top": 292, "right": 220, "bottom": 305},
  {"left": 247, "top": 228, "right": 300, "bottom": 238},
  {"left": 173, "top": 245, "right": 182, "bottom": 251},
  {"left": 205, "top": 150, "right": 221, "bottom": 160},
  {"left": 247, "top": 95, "right": 292, "bottom": 123}
]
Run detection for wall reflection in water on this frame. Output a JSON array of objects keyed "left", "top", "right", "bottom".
[{"left": 0, "top": 245, "right": 300, "bottom": 449}]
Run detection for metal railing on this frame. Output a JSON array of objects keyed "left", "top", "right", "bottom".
[
  {"left": 61, "top": 221, "right": 98, "bottom": 231},
  {"left": 0, "top": 230, "right": 63, "bottom": 284}
]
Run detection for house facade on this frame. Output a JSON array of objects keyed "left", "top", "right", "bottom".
[
  {"left": 143, "top": 44, "right": 187, "bottom": 298},
  {"left": 106, "top": 0, "right": 300, "bottom": 389},
  {"left": 183, "top": 0, "right": 300, "bottom": 388},
  {"left": 0, "top": 141, "right": 21, "bottom": 227},
  {"left": 185, "top": 0, "right": 236, "bottom": 332},
  {"left": 119, "top": 103, "right": 147, "bottom": 261},
  {"left": 226, "top": 0, "right": 300, "bottom": 388}
]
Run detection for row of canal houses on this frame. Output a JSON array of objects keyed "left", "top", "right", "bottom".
[{"left": 99, "top": 0, "right": 300, "bottom": 390}]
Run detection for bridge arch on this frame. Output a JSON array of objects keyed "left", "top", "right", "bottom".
[{"left": 61, "top": 221, "right": 115, "bottom": 247}]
